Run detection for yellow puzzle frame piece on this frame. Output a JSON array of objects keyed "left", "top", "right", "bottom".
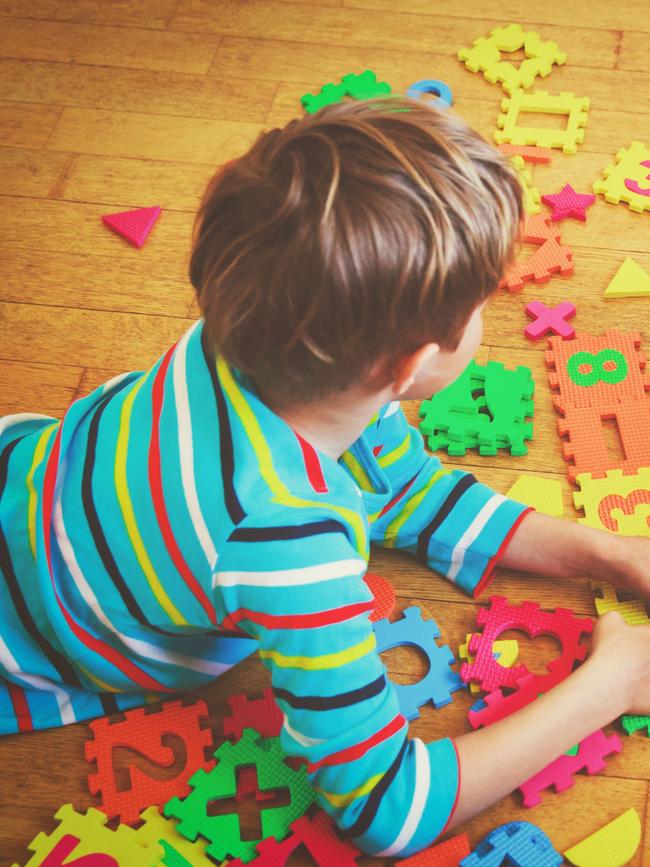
[
  {"left": 510, "top": 155, "right": 541, "bottom": 214},
  {"left": 495, "top": 90, "right": 590, "bottom": 154},
  {"left": 590, "top": 580, "right": 650, "bottom": 626},
  {"left": 593, "top": 140, "right": 650, "bottom": 214},
  {"left": 134, "top": 806, "right": 223, "bottom": 867},
  {"left": 574, "top": 467, "right": 650, "bottom": 536}
]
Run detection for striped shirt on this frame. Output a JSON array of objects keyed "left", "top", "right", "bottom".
[{"left": 0, "top": 318, "right": 529, "bottom": 855}]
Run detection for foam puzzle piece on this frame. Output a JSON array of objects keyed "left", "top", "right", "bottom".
[
  {"left": 546, "top": 330, "right": 650, "bottom": 410},
  {"left": 525, "top": 300, "right": 576, "bottom": 340},
  {"left": 495, "top": 90, "right": 589, "bottom": 154},
  {"left": 223, "top": 688, "right": 283, "bottom": 742},
  {"left": 574, "top": 468, "right": 650, "bottom": 535},
  {"left": 364, "top": 571, "right": 396, "bottom": 622},
  {"left": 510, "top": 154, "right": 541, "bottom": 214},
  {"left": 498, "top": 143, "right": 553, "bottom": 163},
  {"left": 85, "top": 699, "right": 214, "bottom": 826},
  {"left": 459, "top": 633, "right": 520, "bottom": 693},
  {"left": 301, "top": 70, "right": 391, "bottom": 113},
  {"left": 622, "top": 715, "right": 650, "bottom": 736},
  {"left": 500, "top": 213, "right": 573, "bottom": 292},
  {"left": 461, "top": 596, "right": 593, "bottom": 694},
  {"left": 563, "top": 808, "right": 641, "bottom": 866},
  {"left": 229, "top": 811, "right": 361, "bottom": 866},
  {"left": 373, "top": 606, "right": 465, "bottom": 720},
  {"left": 101, "top": 206, "right": 161, "bottom": 248},
  {"left": 589, "top": 580, "right": 650, "bottom": 625},
  {"left": 406, "top": 79, "right": 453, "bottom": 108},
  {"left": 604, "top": 257, "right": 650, "bottom": 299},
  {"left": 395, "top": 832, "right": 471, "bottom": 866},
  {"left": 458, "top": 23, "right": 566, "bottom": 94},
  {"left": 11, "top": 804, "right": 162, "bottom": 867},
  {"left": 593, "top": 141, "right": 650, "bottom": 213},
  {"left": 460, "top": 821, "right": 562, "bottom": 866},
  {"left": 163, "top": 728, "right": 316, "bottom": 863},
  {"left": 541, "top": 184, "right": 595, "bottom": 222},
  {"left": 133, "top": 806, "right": 218, "bottom": 867},
  {"left": 519, "top": 728, "right": 621, "bottom": 807},
  {"left": 507, "top": 475, "right": 564, "bottom": 516}
]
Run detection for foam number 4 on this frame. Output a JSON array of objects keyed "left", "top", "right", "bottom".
[
  {"left": 40, "top": 835, "right": 117, "bottom": 867},
  {"left": 625, "top": 160, "right": 650, "bottom": 197},
  {"left": 567, "top": 349, "right": 628, "bottom": 387},
  {"left": 598, "top": 490, "right": 650, "bottom": 532}
]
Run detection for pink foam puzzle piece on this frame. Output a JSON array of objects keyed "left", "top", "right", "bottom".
[
  {"left": 101, "top": 206, "right": 161, "bottom": 248},
  {"left": 525, "top": 300, "right": 576, "bottom": 340},
  {"left": 541, "top": 184, "right": 595, "bottom": 222}
]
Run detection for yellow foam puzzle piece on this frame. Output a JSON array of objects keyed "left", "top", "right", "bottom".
[
  {"left": 574, "top": 468, "right": 650, "bottom": 536},
  {"left": 134, "top": 806, "right": 224, "bottom": 867},
  {"left": 459, "top": 634, "right": 519, "bottom": 693},
  {"left": 593, "top": 140, "right": 650, "bottom": 213},
  {"left": 507, "top": 475, "right": 564, "bottom": 516},
  {"left": 590, "top": 580, "right": 650, "bottom": 626},
  {"left": 604, "top": 257, "right": 650, "bottom": 299},
  {"left": 510, "top": 155, "right": 541, "bottom": 214},
  {"left": 495, "top": 89, "right": 589, "bottom": 154},
  {"left": 564, "top": 807, "right": 641, "bottom": 866}
]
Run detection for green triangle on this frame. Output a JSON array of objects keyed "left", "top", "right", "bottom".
[{"left": 604, "top": 257, "right": 650, "bottom": 298}]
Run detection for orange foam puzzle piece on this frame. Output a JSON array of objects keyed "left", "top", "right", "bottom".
[
  {"left": 498, "top": 143, "right": 553, "bottom": 163},
  {"left": 500, "top": 213, "right": 573, "bottom": 292}
]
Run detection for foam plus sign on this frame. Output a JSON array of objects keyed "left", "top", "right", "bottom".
[{"left": 524, "top": 300, "right": 576, "bottom": 340}]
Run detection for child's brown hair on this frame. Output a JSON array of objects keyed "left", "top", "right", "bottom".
[{"left": 190, "top": 96, "right": 523, "bottom": 402}]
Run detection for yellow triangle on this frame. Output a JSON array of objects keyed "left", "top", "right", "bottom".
[{"left": 604, "top": 257, "right": 650, "bottom": 298}]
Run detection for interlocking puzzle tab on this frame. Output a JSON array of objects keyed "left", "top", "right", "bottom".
[
  {"left": 500, "top": 213, "right": 573, "bottom": 292},
  {"left": 574, "top": 469, "right": 650, "bottom": 536},
  {"left": 101, "top": 205, "right": 161, "bottom": 248},
  {"left": 419, "top": 360, "right": 535, "bottom": 457},
  {"left": 134, "top": 806, "right": 216, "bottom": 867},
  {"left": 395, "top": 832, "right": 471, "bottom": 866},
  {"left": 563, "top": 808, "right": 641, "bottom": 867},
  {"left": 458, "top": 23, "right": 566, "bottom": 94},
  {"left": 519, "top": 728, "right": 621, "bottom": 807},
  {"left": 525, "top": 301, "right": 576, "bottom": 340},
  {"left": 373, "top": 606, "right": 465, "bottom": 720},
  {"left": 85, "top": 699, "right": 215, "bottom": 826},
  {"left": 495, "top": 90, "right": 589, "bottom": 154},
  {"left": 541, "top": 184, "right": 595, "bottom": 222},
  {"left": 301, "top": 70, "right": 391, "bottom": 113},
  {"left": 622, "top": 715, "right": 650, "bottom": 736},
  {"left": 163, "top": 728, "right": 316, "bottom": 863},
  {"left": 460, "top": 821, "right": 562, "bottom": 866},
  {"left": 593, "top": 141, "right": 650, "bottom": 213},
  {"left": 223, "top": 688, "right": 283, "bottom": 742},
  {"left": 511, "top": 154, "right": 541, "bottom": 214},
  {"left": 507, "top": 475, "right": 564, "bottom": 516},
  {"left": 604, "top": 257, "right": 650, "bottom": 299},
  {"left": 12, "top": 804, "right": 162, "bottom": 867},
  {"left": 589, "top": 580, "right": 650, "bottom": 625}
]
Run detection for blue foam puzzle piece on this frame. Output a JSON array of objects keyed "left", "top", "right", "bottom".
[
  {"left": 372, "top": 606, "right": 466, "bottom": 720},
  {"left": 406, "top": 78, "right": 453, "bottom": 108},
  {"left": 460, "top": 821, "right": 562, "bottom": 867}
]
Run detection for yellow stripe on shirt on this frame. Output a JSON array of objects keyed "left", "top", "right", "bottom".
[
  {"left": 377, "top": 430, "right": 410, "bottom": 470},
  {"left": 317, "top": 771, "right": 385, "bottom": 808},
  {"left": 259, "top": 632, "right": 376, "bottom": 670},
  {"left": 26, "top": 423, "right": 58, "bottom": 559},
  {"left": 339, "top": 450, "right": 374, "bottom": 492},
  {"left": 382, "top": 469, "right": 448, "bottom": 548}
]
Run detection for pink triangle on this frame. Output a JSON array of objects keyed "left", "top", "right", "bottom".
[{"left": 101, "top": 205, "right": 161, "bottom": 248}]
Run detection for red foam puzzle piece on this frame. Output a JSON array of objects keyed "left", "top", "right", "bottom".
[
  {"left": 525, "top": 300, "right": 576, "bottom": 340},
  {"left": 395, "top": 833, "right": 471, "bottom": 865},
  {"left": 364, "top": 571, "right": 396, "bottom": 622},
  {"left": 500, "top": 213, "right": 573, "bottom": 292},
  {"left": 223, "top": 687, "right": 284, "bottom": 741},
  {"left": 541, "top": 183, "right": 595, "bottom": 221},
  {"left": 101, "top": 206, "right": 161, "bottom": 248},
  {"left": 84, "top": 699, "right": 214, "bottom": 826}
]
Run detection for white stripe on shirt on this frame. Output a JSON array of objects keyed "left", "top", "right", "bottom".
[
  {"left": 215, "top": 558, "right": 366, "bottom": 588},
  {"left": 447, "top": 494, "right": 506, "bottom": 582},
  {"left": 376, "top": 737, "right": 430, "bottom": 856}
]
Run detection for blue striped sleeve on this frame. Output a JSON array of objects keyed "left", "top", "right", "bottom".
[{"left": 364, "top": 402, "right": 531, "bottom": 596}]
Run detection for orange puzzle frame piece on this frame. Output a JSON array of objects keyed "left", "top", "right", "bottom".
[{"left": 500, "top": 213, "right": 573, "bottom": 292}]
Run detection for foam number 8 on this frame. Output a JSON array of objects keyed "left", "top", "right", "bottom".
[{"left": 566, "top": 349, "right": 628, "bottom": 387}]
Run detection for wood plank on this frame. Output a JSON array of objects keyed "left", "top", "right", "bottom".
[
  {"left": 0, "top": 0, "right": 179, "bottom": 28},
  {"left": 619, "top": 30, "right": 650, "bottom": 71},
  {"left": 0, "top": 359, "right": 81, "bottom": 416},
  {"left": 0, "top": 18, "right": 220, "bottom": 74},
  {"left": 0, "top": 101, "right": 62, "bottom": 148},
  {"left": 46, "top": 107, "right": 264, "bottom": 164},
  {"left": 0, "top": 146, "right": 70, "bottom": 198},
  {"left": 0, "top": 59, "right": 276, "bottom": 123}
]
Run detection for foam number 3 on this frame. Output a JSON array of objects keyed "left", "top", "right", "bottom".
[
  {"left": 567, "top": 349, "right": 628, "bottom": 387},
  {"left": 598, "top": 490, "right": 650, "bottom": 532},
  {"left": 625, "top": 160, "right": 650, "bottom": 197},
  {"left": 40, "top": 835, "right": 117, "bottom": 867}
]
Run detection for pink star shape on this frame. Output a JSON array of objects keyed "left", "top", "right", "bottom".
[{"left": 541, "top": 183, "right": 596, "bottom": 222}]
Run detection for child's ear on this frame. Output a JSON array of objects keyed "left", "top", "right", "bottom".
[{"left": 392, "top": 342, "right": 440, "bottom": 396}]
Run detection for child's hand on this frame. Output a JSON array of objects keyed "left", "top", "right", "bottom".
[{"left": 590, "top": 609, "right": 650, "bottom": 716}]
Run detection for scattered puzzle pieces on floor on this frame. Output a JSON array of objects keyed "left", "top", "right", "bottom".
[
  {"left": 134, "top": 806, "right": 218, "bottom": 867},
  {"left": 12, "top": 804, "right": 162, "bottom": 867},
  {"left": 164, "top": 728, "right": 316, "bottom": 863},
  {"left": 101, "top": 205, "right": 161, "bottom": 248},
  {"left": 574, "top": 469, "right": 650, "bottom": 536},
  {"left": 541, "top": 184, "right": 595, "bottom": 222},
  {"left": 563, "top": 808, "right": 641, "bottom": 867},
  {"left": 498, "top": 143, "right": 553, "bottom": 163},
  {"left": 460, "top": 821, "right": 562, "bottom": 866},
  {"left": 525, "top": 300, "right": 576, "bottom": 340},
  {"left": 301, "top": 70, "right": 391, "bottom": 113},
  {"left": 510, "top": 154, "right": 541, "bottom": 214},
  {"left": 373, "top": 606, "right": 465, "bottom": 720},
  {"left": 589, "top": 580, "right": 650, "bottom": 625},
  {"left": 507, "top": 475, "right": 564, "bottom": 516},
  {"left": 519, "top": 729, "right": 621, "bottom": 808},
  {"left": 458, "top": 23, "right": 566, "bottom": 94},
  {"left": 223, "top": 688, "right": 283, "bottom": 742},
  {"left": 593, "top": 141, "right": 650, "bottom": 213},
  {"left": 494, "top": 90, "right": 589, "bottom": 154},
  {"left": 396, "top": 832, "right": 471, "bottom": 866},
  {"left": 500, "top": 213, "right": 573, "bottom": 292},
  {"left": 604, "top": 257, "right": 650, "bottom": 299},
  {"left": 84, "top": 699, "right": 214, "bottom": 826},
  {"left": 364, "top": 571, "right": 396, "bottom": 622},
  {"left": 406, "top": 79, "right": 453, "bottom": 108},
  {"left": 622, "top": 715, "right": 650, "bottom": 736},
  {"left": 459, "top": 633, "right": 520, "bottom": 693}
]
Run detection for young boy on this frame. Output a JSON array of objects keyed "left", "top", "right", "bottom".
[{"left": 1, "top": 96, "right": 650, "bottom": 858}]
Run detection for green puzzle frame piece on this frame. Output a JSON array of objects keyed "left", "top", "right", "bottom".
[{"left": 301, "top": 69, "right": 391, "bottom": 113}]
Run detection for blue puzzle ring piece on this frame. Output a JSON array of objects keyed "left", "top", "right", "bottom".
[
  {"left": 372, "top": 606, "right": 465, "bottom": 720},
  {"left": 406, "top": 78, "right": 453, "bottom": 108},
  {"left": 460, "top": 821, "right": 562, "bottom": 867}
]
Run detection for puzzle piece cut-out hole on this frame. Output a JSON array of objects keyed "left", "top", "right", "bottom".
[
  {"left": 378, "top": 644, "right": 430, "bottom": 685},
  {"left": 207, "top": 768, "right": 292, "bottom": 842},
  {"left": 496, "top": 630, "right": 562, "bottom": 677},
  {"left": 110, "top": 734, "right": 189, "bottom": 794}
]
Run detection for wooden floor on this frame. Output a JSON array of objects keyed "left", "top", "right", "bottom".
[{"left": 1, "top": 0, "right": 650, "bottom": 864}]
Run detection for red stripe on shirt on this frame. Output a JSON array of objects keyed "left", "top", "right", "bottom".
[
  {"left": 223, "top": 600, "right": 374, "bottom": 632},
  {"left": 377, "top": 474, "right": 418, "bottom": 519},
  {"left": 7, "top": 682, "right": 33, "bottom": 732},
  {"left": 150, "top": 344, "right": 217, "bottom": 625},
  {"left": 307, "top": 713, "right": 406, "bottom": 773},
  {"left": 294, "top": 431, "right": 328, "bottom": 494}
]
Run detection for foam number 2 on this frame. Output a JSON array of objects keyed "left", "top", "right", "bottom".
[
  {"left": 625, "top": 160, "right": 650, "bottom": 197},
  {"left": 598, "top": 490, "right": 650, "bottom": 532},
  {"left": 567, "top": 349, "right": 628, "bottom": 387},
  {"left": 40, "top": 835, "right": 117, "bottom": 867}
]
